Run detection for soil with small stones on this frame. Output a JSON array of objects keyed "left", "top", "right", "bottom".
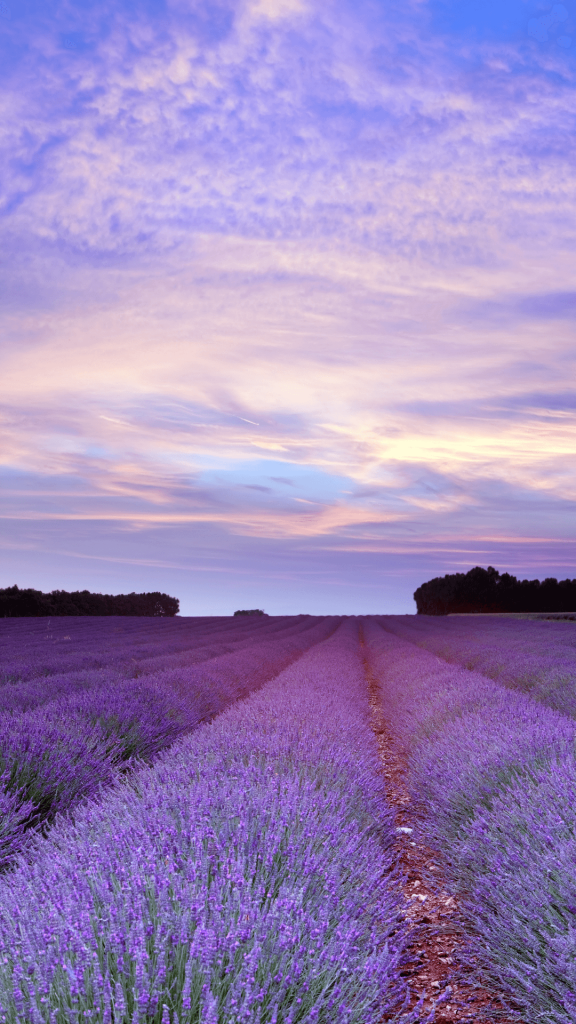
[{"left": 359, "top": 630, "right": 522, "bottom": 1024}]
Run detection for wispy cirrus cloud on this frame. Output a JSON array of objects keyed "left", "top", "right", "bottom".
[{"left": 1, "top": 0, "right": 575, "bottom": 261}]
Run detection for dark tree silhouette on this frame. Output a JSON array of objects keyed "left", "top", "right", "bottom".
[
  {"left": 414, "top": 567, "right": 576, "bottom": 615},
  {"left": 0, "top": 585, "right": 179, "bottom": 617}
]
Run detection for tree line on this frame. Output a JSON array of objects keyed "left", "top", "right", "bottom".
[
  {"left": 414, "top": 566, "right": 576, "bottom": 615},
  {"left": 0, "top": 585, "right": 179, "bottom": 617}
]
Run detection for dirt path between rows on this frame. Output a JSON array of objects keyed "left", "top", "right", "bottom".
[{"left": 359, "top": 630, "right": 522, "bottom": 1024}]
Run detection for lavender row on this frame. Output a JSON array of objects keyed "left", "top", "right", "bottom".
[
  {"left": 363, "top": 618, "right": 576, "bottom": 1023},
  {"left": 0, "top": 616, "right": 326, "bottom": 715},
  {"left": 0, "top": 617, "right": 339, "bottom": 870},
  {"left": 0, "top": 621, "right": 416, "bottom": 1024},
  {"left": 0, "top": 615, "right": 301, "bottom": 685},
  {"left": 129, "top": 616, "right": 326, "bottom": 680},
  {"left": 0, "top": 616, "right": 225, "bottom": 669},
  {"left": 0, "top": 614, "right": 334, "bottom": 712},
  {"left": 138, "top": 615, "right": 340, "bottom": 720},
  {"left": 377, "top": 614, "right": 576, "bottom": 719}
]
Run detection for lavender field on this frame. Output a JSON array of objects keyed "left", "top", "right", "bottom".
[{"left": 0, "top": 613, "right": 575, "bottom": 1022}]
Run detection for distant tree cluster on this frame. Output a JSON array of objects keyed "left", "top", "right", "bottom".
[
  {"left": 233, "top": 609, "right": 267, "bottom": 616},
  {"left": 0, "top": 585, "right": 179, "bottom": 617},
  {"left": 414, "top": 566, "right": 576, "bottom": 616}
]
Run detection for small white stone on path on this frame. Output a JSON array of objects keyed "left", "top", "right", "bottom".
[{"left": 396, "top": 827, "right": 413, "bottom": 834}]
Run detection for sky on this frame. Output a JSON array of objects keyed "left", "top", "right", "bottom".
[{"left": 1, "top": 0, "right": 575, "bottom": 616}]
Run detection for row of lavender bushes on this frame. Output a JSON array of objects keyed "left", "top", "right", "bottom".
[
  {"left": 378, "top": 613, "right": 576, "bottom": 719},
  {"left": 0, "top": 621, "right": 417, "bottom": 1024},
  {"left": 0, "top": 616, "right": 329, "bottom": 714},
  {"left": 363, "top": 617, "right": 576, "bottom": 1023},
  {"left": 0, "top": 614, "right": 311, "bottom": 685},
  {"left": 0, "top": 616, "right": 339, "bottom": 871},
  {"left": 0, "top": 616, "right": 224, "bottom": 680}
]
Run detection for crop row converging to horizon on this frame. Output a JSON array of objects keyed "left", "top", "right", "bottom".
[{"left": 0, "top": 612, "right": 575, "bottom": 1022}]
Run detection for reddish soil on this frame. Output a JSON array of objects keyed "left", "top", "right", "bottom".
[{"left": 360, "top": 635, "right": 522, "bottom": 1023}]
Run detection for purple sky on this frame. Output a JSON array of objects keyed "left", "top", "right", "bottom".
[{"left": 2, "top": 0, "right": 576, "bottom": 615}]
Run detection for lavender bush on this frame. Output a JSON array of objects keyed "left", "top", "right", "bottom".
[
  {"left": 0, "top": 620, "right": 417, "bottom": 1024},
  {"left": 0, "top": 776, "right": 38, "bottom": 871},
  {"left": 454, "top": 757, "right": 576, "bottom": 1022}
]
